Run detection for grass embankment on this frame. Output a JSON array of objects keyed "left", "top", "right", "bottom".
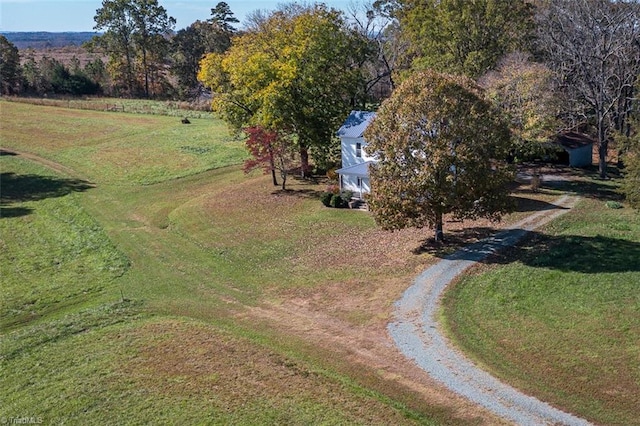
[
  {"left": 443, "top": 178, "right": 640, "bottom": 425},
  {"left": 0, "top": 101, "right": 448, "bottom": 424}
]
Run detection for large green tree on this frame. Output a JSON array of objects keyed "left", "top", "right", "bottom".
[
  {"left": 399, "top": 0, "right": 535, "bottom": 78},
  {"left": 364, "top": 70, "right": 514, "bottom": 241},
  {"left": 170, "top": 2, "right": 238, "bottom": 98},
  {"left": 93, "top": 0, "right": 175, "bottom": 97},
  {"left": 0, "top": 35, "right": 22, "bottom": 95},
  {"left": 198, "top": 4, "right": 371, "bottom": 175}
]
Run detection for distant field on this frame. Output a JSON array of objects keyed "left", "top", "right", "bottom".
[
  {"left": 4, "top": 97, "right": 213, "bottom": 118},
  {"left": 443, "top": 180, "right": 640, "bottom": 426},
  {"left": 0, "top": 101, "right": 245, "bottom": 185},
  {"left": 1, "top": 32, "right": 98, "bottom": 49}
]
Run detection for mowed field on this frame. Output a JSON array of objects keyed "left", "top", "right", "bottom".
[
  {"left": 1, "top": 100, "right": 637, "bottom": 425},
  {"left": 442, "top": 182, "right": 640, "bottom": 425}
]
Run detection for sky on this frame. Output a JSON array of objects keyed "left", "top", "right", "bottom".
[{"left": 0, "top": 0, "right": 354, "bottom": 32}]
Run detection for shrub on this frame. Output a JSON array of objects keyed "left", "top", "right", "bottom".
[
  {"left": 320, "top": 192, "right": 333, "bottom": 207},
  {"left": 340, "top": 190, "right": 354, "bottom": 204},
  {"left": 330, "top": 193, "right": 346, "bottom": 208},
  {"left": 605, "top": 201, "right": 623, "bottom": 209}
]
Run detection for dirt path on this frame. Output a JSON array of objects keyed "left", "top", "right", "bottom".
[{"left": 389, "top": 194, "right": 594, "bottom": 426}]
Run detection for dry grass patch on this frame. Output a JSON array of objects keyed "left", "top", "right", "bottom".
[{"left": 118, "top": 319, "right": 431, "bottom": 425}]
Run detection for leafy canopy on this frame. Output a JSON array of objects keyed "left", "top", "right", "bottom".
[
  {"left": 480, "top": 53, "right": 562, "bottom": 161},
  {"left": 399, "top": 0, "right": 535, "bottom": 78},
  {"left": 198, "top": 4, "right": 371, "bottom": 172},
  {"left": 364, "top": 70, "right": 514, "bottom": 241},
  {"left": 243, "top": 126, "right": 297, "bottom": 190},
  {"left": 93, "top": 0, "right": 175, "bottom": 97}
]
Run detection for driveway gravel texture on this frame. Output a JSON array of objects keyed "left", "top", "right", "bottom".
[{"left": 389, "top": 194, "right": 595, "bottom": 426}]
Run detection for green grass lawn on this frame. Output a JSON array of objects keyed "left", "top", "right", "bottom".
[
  {"left": 0, "top": 101, "right": 246, "bottom": 185},
  {"left": 442, "top": 179, "right": 640, "bottom": 425},
  {"left": 2, "top": 99, "right": 637, "bottom": 425},
  {"left": 0, "top": 101, "right": 442, "bottom": 425},
  {"left": 0, "top": 158, "right": 129, "bottom": 330}
]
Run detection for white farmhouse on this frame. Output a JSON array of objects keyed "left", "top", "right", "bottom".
[{"left": 335, "top": 111, "right": 377, "bottom": 199}]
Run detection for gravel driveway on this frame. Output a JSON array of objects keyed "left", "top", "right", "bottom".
[{"left": 389, "top": 194, "right": 594, "bottom": 426}]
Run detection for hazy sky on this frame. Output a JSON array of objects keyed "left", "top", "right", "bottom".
[{"left": 0, "top": 0, "right": 354, "bottom": 32}]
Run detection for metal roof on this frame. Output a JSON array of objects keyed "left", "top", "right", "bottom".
[
  {"left": 555, "top": 132, "right": 594, "bottom": 150},
  {"left": 337, "top": 111, "right": 376, "bottom": 138}
]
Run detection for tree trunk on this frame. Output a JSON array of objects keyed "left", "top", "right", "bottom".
[
  {"left": 299, "top": 146, "right": 310, "bottom": 178},
  {"left": 280, "top": 170, "right": 287, "bottom": 191},
  {"left": 143, "top": 46, "right": 149, "bottom": 98},
  {"left": 598, "top": 116, "right": 608, "bottom": 179},
  {"left": 434, "top": 211, "right": 444, "bottom": 242},
  {"left": 599, "top": 142, "right": 608, "bottom": 179},
  {"left": 268, "top": 151, "right": 278, "bottom": 186}
]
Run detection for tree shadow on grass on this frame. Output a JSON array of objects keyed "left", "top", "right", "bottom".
[
  {"left": 549, "top": 179, "right": 623, "bottom": 202},
  {"left": 0, "top": 149, "right": 18, "bottom": 157},
  {"left": 0, "top": 206, "right": 34, "bottom": 218},
  {"left": 511, "top": 195, "right": 571, "bottom": 213},
  {"left": 270, "top": 188, "right": 324, "bottom": 199},
  {"left": 449, "top": 230, "right": 640, "bottom": 274},
  {"left": 1, "top": 172, "right": 94, "bottom": 218},
  {"left": 413, "top": 226, "right": 499, "bottom": 256}
]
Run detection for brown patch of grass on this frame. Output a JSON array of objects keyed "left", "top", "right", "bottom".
[{"left": 117, "top": 319, "right": 436, "bottom": 424}]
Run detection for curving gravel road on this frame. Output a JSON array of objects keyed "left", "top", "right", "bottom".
[{"left": 389, "top": 194, "right": 594, "bottom": 426}]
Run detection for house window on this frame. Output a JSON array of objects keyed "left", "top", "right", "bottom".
[
  {"left": 357, "top": 177, "right": 362, "bottom": 187},
  {"left": 356, "top": 142, "right": 362, "bottom": 158}
]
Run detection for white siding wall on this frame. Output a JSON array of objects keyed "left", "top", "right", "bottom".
[
  {"left": 341, "top": 137, "right": 374, "bottom": 168},
  {"left": 341, "top": 175, "right": 371, "bottom": 199}
]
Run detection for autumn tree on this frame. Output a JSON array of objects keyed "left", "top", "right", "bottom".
[
  {"left": 198, "top": 4, "right": 371, "bottom": 176},
  {"left": 398, "top": 0, "right": 535, "bottom": 78},
  {"left": 620, "top": 130, "right": 640, "bottom": 209},
  {"left": 93, "top": 0, "right": 175, "bottom": 97},
  {"left": 0, "top": 35, "right": 22, "bottom": 95},
  {"left": 243, "top": 126, "right": 297, "bottom": 190},
  {"left": 618, "top": 86, "right": 640, "bottom": 209},
  {"left": 364, "top": 70, "right": 514, "bottom": 242},
  {"left": 480, "top": 53, "right": 562, "bottom": 160},
  {"left": 536, "top": 0, "right": 640, "bottom": 178}
]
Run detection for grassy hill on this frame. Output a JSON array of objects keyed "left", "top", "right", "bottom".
[{"left": 1, "top": 99, "right": 637, "bottom": 425}]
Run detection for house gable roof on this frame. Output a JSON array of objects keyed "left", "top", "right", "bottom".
[{"left": 337, "top": 111, "right": 376, "bottom": 138}]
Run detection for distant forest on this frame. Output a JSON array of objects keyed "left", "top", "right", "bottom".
[{"left": 0, "top": 32, "right": 100, "bottom": 49}]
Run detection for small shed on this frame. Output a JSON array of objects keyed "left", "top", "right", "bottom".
[{"left": 555, "top": 132, "right": 594, "bottom": 167}]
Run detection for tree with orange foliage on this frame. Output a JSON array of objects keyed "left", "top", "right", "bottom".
[{"left": 243, "top": 126, "right": 297, "bottom": 191}]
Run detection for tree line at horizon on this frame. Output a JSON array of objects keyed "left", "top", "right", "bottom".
[{"left": 1, "top": 0, "right": 639, "bottom": 236}]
